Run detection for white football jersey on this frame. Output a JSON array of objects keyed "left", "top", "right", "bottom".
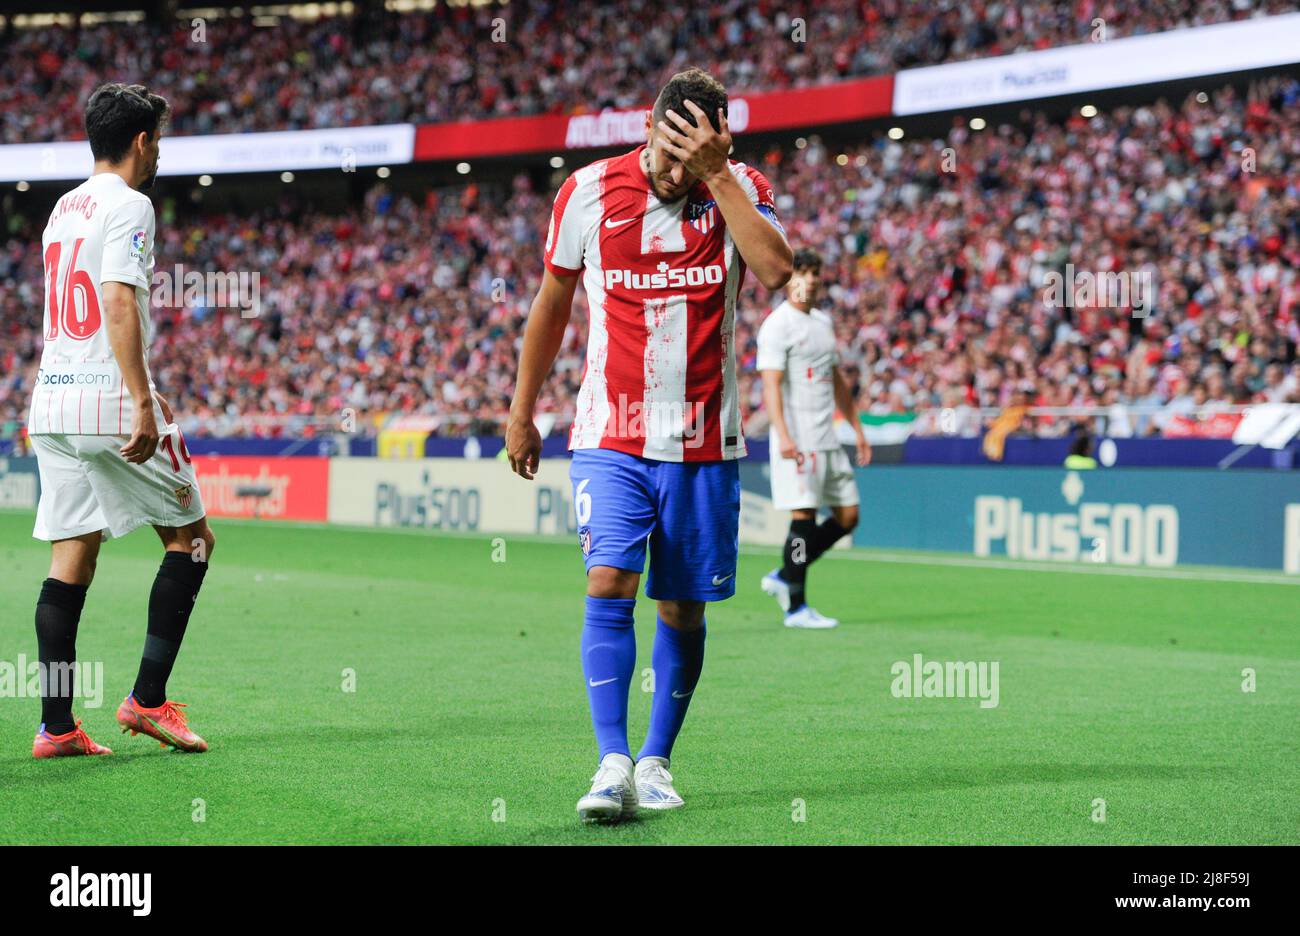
[
  {"left": 756, "top": 300, "right": 840, "bottom": 451},
  {"left": 28, "top": 173, "right": 160, "bottom": 436}
]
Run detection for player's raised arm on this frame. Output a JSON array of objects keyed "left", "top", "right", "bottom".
[
  {"left": 104, "top": 280, "right": 159, "bottom": 463},
  {"left": 506, "top": 268, "right": 580, "bottom": 480},
  {"left": 656, "top": 99, "right": 792, "bottom": 290}
]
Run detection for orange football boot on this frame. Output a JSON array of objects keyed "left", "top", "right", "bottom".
[
  {"left": 33, "top": 721, "right": 112, "bottom": 758},
  {"left": 116, "top": 693, "right": 208, "bottom": 753}
]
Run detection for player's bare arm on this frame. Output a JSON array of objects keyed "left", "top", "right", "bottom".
[
  {"left": 507, "top": 268, "right": 580, "bottom": 480},
  {"left": 657, "top": 100, "right": 793, "bottom": 290},
  {"left": 832, "top": 366, "right": 871, "bottom": 466},
  {"left": 760, "top": 368, "right": 804, "bottom": 467},
  {"left": 103, "top": 279, "right": 158, "bottom": 464}
]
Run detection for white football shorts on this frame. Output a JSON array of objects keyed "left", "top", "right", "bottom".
[
  {"left": 769, "top": 446, "right": 859, "bottom": 512},
  {"left": 31, "top": 428, "right": 205, "bottom": 541}
]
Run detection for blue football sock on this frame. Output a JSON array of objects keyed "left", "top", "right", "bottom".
[
  {"left": 581, "top": 596, "right": 637, "bottom": 760},
  {"left": 638, "top": 617, "right": 706, "bottom": 761}
]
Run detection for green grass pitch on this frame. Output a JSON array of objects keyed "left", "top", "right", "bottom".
[{"left": 0, "top": 507, "right": 1296, "bottom": 845}]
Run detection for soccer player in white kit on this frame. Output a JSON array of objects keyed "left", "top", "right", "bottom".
[
  {"left": 27, "top": 84, "right": 212, "bottom": 758},
  {"left": 756, "top": 248, "right": 871, "bottom": 628}
]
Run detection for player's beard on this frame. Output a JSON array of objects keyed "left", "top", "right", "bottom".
[
  {"left": 651, "top": 164, "right": 691, "bottom": 201},
  {"left": 642, "top": 147, "right": 690, "bottom": 202},
  {"left": 139, "top": 157, "right": 159, "bottom": 191},
  {"left": 652, "top": 177, "right": 689, "bottom": 202}
]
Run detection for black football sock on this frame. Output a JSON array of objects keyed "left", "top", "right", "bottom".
[
  {"left": 133, "top": 552, "right": 208, "bottom": 709},
  {"left": 805, "top": 518, "right": 850, "bottom": 565},
  {"left": 35, "top": 578, "right": 88, "bottom": 735},
  {"left": 781, "top": 517, "right": 816, "bottom": 612}
]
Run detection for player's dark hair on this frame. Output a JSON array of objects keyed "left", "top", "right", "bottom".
[
  {"left": 792, "top": 248, "right": 823, "bottom": 273},
  {"left": 1069, "top": 428, "right": 1093, "bottom": 457},
  {"left": 653, "top": 68, "right": 728, "bottom": 134},
  {"left": 85, "top": 83, "right": 170, "bottom": 164}
]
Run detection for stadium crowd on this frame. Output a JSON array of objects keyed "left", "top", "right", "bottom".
[
  {"left": 2, "top": 0, "right": 1292, "bottom": 143},
  {"left": 1, "top": 77, "right": 1298, "bottom": 442}
]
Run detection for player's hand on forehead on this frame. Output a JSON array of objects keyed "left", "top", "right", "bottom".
[
  {"left": 657, "top": 99, "right": 731, "bottom": 180},
  {"left": 665, "top": 99, "right": 727, "bottom": 131}
]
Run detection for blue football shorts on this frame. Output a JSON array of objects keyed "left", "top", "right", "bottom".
[{"left": 569, "top": 448, "right": 741, "bottom": 601}]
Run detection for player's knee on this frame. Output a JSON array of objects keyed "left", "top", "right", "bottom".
[
  {"left": 50, "top": 544, "right": 98, "bottom": 587},
  {"left": 160, "top": 534, "right": 214, "bottom": 564},
  {"left": 586, "top": 566, "right": 637, "bottom": 599},
  {"left": 198, "top": 525, "right": 216, "bottom": 560},
  {"left": 61, "top": 554, "right": 96, "bottom": 587},
  {"left": 176, "top": 521, "right": 215, "bottom": 561},
  {"left": 658, "top": 600, "right": 705, "bottom": 631},
  {"left": 837, "top": 508, "right": 859, "bottom": 532}
]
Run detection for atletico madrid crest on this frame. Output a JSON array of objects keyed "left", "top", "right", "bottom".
[
  {"left": 578, "top": 527, "right": 592, "bottom": 557},
  {"left": 686, "top": 198, "right": 717, "bottom": 235},
  {"left": 174, "top": 484, "right": 194, "bottom": 510}
]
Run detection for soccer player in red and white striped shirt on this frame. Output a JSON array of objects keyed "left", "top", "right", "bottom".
[{"left": 507, "top": 68, "right": 792, "bottom": 821}]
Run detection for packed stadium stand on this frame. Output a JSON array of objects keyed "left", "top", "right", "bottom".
[
  {"left": 4, "top": 77, "right": 1298, "bottom": 441},
  {"left": 0, "top": 3, "right": 1296, "bottom": 445},
  {"left": 2, "top": 0, "right": 1292, "bottom": 142}
]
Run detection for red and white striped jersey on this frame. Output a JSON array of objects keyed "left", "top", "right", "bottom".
[
  {"left": 544, "top": 145, "right": 783, "bottom": 462},
  {"left": 28, "top": 173, "right": 160, "bottom": 436}
]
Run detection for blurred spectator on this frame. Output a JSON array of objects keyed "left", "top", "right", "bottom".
[
  {"left": 0, "top": 0, "right": 1291, "bottom": 143},
  {"left": 1, "top": 78, "right": 1297, "bottom": 441}
]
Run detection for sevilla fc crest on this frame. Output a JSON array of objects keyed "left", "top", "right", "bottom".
[
  {"left": 174, "top": 484, "right": 194, "bottom": 510},
  {"left": 685, "top": 198, "right": 717, "bottom": 235}
]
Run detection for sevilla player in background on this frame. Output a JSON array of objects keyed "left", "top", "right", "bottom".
[
  {"left": 507, "top": 68, "right": 792, "bottom": 822},
  {"left": 28, "top": 84, "right": 213, "bottom": 758}
]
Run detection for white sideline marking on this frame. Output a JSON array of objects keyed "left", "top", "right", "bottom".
[{"left": 818, "top": 549, "right": 1300, "bottom": 587}]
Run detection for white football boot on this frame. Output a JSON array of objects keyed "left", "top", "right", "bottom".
[
  {"left": 576, "top": 753, "right": 638, "bottom": 823},
  {"left": 784, "top": 606, "right": 839, "bottom": 629},
  {"left": 761, "top": 569, "right": 792, "bottom": 612},
  {"left": 634, "top": 756, "right": 685, "bottom": 810}
]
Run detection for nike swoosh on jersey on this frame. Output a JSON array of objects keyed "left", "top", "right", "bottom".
[{"left": 604, "top": 216, "right": 638, "bottom": 228}]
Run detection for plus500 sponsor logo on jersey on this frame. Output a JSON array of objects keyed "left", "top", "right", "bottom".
[
  {"left": 974, "top": 496, "right": 1179, "bottom": 567},
  {"left": 604, "top": 263, "right": 725, "bottom": 291}
]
